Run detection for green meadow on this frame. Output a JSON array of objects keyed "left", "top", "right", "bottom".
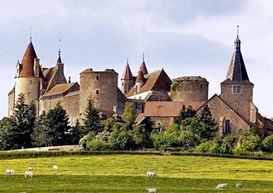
[{"left": 1, "top": 154, "right": 273, "bottom": 192}]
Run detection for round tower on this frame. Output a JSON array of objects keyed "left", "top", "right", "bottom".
[
  {"left": 170, "top": 76, "right": 208, "bottom": 102},
  {"left": 80, "top": 68, "right": 118, "bottom": 115},
  {"left": 14, "top": 42, "right": 41, "bottom": 111}
]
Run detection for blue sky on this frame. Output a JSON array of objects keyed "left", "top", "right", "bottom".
[{"left": 1, "top": 0, "right": 273, "bottom": 118}]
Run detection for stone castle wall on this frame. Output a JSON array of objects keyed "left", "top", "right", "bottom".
[
  {"left": 170, "top": 76, "right": 208, "bottom": 102},
  {"left": 15, "top": 77, "right": 40, "bottom": 113},
  {"left": 80, "top": 69, "right": 118, "bottom": 116},
  {"left": 41, "top": 92, "right": 80, "bottom": 125}
]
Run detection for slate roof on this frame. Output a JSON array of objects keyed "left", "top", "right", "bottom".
[
  {"left": 121, "top": 63, "right": 134, "bottom": 80},
  {"left": 223, "top": 36, "right": 252, "bottom": 84}
]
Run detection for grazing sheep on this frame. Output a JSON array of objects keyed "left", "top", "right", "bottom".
[
  {"left": 146, "top": 171, "right": 157, "bottom": 177},
  {"left": 146, "top": 188, "right": 157, "bottom": 193},
  {"left": 24, "top": 171, "right": 33, "bottom": 179},
  {"left": 28, "top": 167, "right": 33, "bottom": 171},
  {"left": 236, "top": 183, "right": 242, "bottom": 188},
  {"left": 215, "top": 183, "right": 228, "bottom": 190},
  {"left": 53, "top": 165, "right": 58, "bottom": 170},
  {"left": 5, "top": 169, "right": 14, "bottom": 175}
]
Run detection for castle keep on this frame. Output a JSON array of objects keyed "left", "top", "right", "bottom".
[{"left": 8, "top": 32, "right": 273, "bottom": 135}]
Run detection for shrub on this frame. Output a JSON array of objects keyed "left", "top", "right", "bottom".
[
  {"left": 262, "top": 135, "right": 273, "bottom": 152},
  {"left": 195, "top": 141, "right": 213, "bottom": 153},
  {"left": 233, "top": 130, "right": 261, "bottom": 154},
  {"left": 79, "top": 132, "right": 96, "bottom": 150},
  {"left": 87, "top": 137, "right": 109, "bottom": 151},
  {"left": 178, "top": 130, "right": 200, "bottom": 149}
]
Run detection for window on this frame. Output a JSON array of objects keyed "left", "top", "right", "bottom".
[
  {"left": 232, "top": 85, "right": 241, "bottom": 94},
  {"left": 200, "top": 84, "right": 203, "bottom": 89},
  {"left": 233, "top": 103, "right": 238, "bottom": 110},
  {"left": 96, "top": 75, "right": 99, "bottom": 80},
  {"left": 223, "top": 120, "right": 231, "bottom": 135},
  {"left": 96, "top": 90, "right": 99, "bottom": 95}
]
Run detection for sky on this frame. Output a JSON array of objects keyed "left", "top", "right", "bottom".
[{"left": 1, "top": 0, "right": 273, "bottom": 118}]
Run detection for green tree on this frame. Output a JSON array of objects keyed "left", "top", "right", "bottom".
[
  {"left": 13, "top": 94, "right": 36, "bottom": 149},
  {"left": 198, "top": 105, "right": 217, "bottom": 139},
  {"left": 40, "top": 103, "right": 70, "bottom": 146},
  {"left": 0, "top": 117, "right": 15, "bottom": 150},
  {"left": 262, "top": 135, "right": 273, "bottom": 152},
  {"left": 175, "top": 105, "right": 196, "bottom": 125},
  {"left": 67, "top": 119, "right": 82, "bottom": 145},
  {"left": 108, "top": 123, "right": 131, "bottom": 150},
  {"left": 31, "top": 111, "right": 47, "bottom": 147},
  {"left": 121, "top": 102, "right": 136, "bottom": 126},
  {"left": 83, "top": 97, "right": 100, "bottom": 134}
]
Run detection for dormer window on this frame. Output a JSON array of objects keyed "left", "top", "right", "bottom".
[{"left": 232, "top": 85, "right": 241, "bottom": 94}]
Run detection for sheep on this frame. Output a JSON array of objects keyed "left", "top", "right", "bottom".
[
  {"left": 146, "top": 188, "right": 157, "bottom": 193},
  {"left": 5, "top": 169, "right": 15, "bottom": 175},
  {"left": 28, "top": 167, "right": 33, "bottom": 171},
  {"left": 215, "top": 183, "right": 228, "bottom": 190},
  {"left": 53, "top": 165, "right": 58, "bottom": 170},
  {"left": 146, "top": 171, "right": 157, "bottom": 177},
  {"left": 24, "top": 171, "right": 33, "bottom": 179},
  {"left": 236, "top": 183, "right": 242, "bottom": 188}
]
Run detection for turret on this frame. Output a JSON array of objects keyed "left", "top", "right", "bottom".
[
  {"left": 14, "top": 41, "right": 42, "bottom": 115},
  {"left": 121, "top": 60, "right": 134, "bottom": 95},
  {"left": 220, "top": 26, "right": 254, "bottom": 123}
]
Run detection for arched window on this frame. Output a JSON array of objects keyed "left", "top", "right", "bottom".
[
  {"left": 96, "top": 90, "right": 99, "bottom": 95},
  {"left": 224, "top": 120, "right": 231, "bottom": 135}
]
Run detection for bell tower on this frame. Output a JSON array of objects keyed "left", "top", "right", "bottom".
[{"left": 220, "top": 26, "right": 254, "bottom": 123}]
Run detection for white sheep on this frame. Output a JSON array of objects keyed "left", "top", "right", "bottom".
[
  {"left": 24, "top": 171, "right": 33, "bottom": 179},
  {"left": 215, "top": 183, "right": 228, "bottom": 190},
  {"left": 5, "top": 169, "right": 15, "bottom": 175},
  {"left": 53, "top": 165, "right": 59, "bottom": 170},
  {"left": 146, "top": 188, "right": 157, "bottom": 193},
  {"left": 146, "top": 171, "right": 157, "bottom": 177},
  {"left": 236, "top": 183, "right": 242, "bottom": 188}
]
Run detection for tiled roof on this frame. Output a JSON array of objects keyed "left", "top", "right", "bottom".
[
  {"left": 127, "top": 69, "right": 171, "bottom": 97},
  {"left": 43, "top": 82, "right": 79, "bottom": 97},
  {"left": 19, "top": 42, "right": 37, "bottom": 77},
  {"left": 136, "top": 70, "right": 145, "bottom": 83},
  {"left": 143, "top": 101, "right": 205, "bottom": 117},
  {"left": 121, "top": 63, "right": 134, "bottom": 80}
]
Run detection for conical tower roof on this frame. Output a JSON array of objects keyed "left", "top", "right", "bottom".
[
  {"left": 19, "top": 42, "right": 38, "bottom": 77},
  {"left": 223, "top": 30, "right": 252, "bottom": 84},
  {"left": 136, "top": 70, "right": 145, "bottom": 83},
  {"left": 121, "top": 61, "right": 133, "bottom": 80},
  {"left": 140, "top": 54, "right": 148, "bottom": 75}
]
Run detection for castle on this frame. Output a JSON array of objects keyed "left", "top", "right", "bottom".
[{"left": 8, "top": 32, "right": 272, "bottom": 136}]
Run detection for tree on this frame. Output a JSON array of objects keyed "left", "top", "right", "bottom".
[
  {"left": 39, "top": 103, "right": 70, "bottom": 146},
  {"left": 108, "top": 123, "right": 131, "bottom": 150},
  {"left": 83, "top": 97, "right": 100, "bottom": 134},
  {"left": 13, "top": 94, "right": 36, "bottom": 149},
  {"left": 175, "top": 105, "right": 196, "bottom": 125},
  {"left": 121, "top": 102, "right": 136, "bottom": 126},
  {"left": 0, "top": 117, "right": 15, "bottom": 150},
  {"left": 198, "top": 105, "right": 217, "bottom": 139},
  {"left": 31, "top": 111, "right": 47, "bottom": 147},
  {"left": 67, "top": 119, "right": 83, "bottom": 145}
]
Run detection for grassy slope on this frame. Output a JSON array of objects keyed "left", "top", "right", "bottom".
[{"left": 1, "top": 155, "right": 273, "bottom": 192}]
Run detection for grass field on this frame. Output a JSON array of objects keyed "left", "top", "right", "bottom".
[{"left": 1, "top": 154, "right": 273, "bottom": 192}]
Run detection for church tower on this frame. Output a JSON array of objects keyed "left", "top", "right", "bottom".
[
  {"left": 121, "top": 60, "right": 134, "bottom": 95},
  {"left": 220, "top": 27, "right": 254, "bottom": 123},
  {"left": 14, "top": 41, "right": 43, "bottom": 114}
]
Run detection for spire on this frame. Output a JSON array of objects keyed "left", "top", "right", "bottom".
[
  {"left": 57, "top": 39, "right": 62, "bottom": 64},
  {"left": 136, "top": 70, "right": 145, "bottom": 84},
  {"left": 121, "top": 59, "right": 133, "bottom": 80},
  {"left": 234, "top": 25, "right": 241, "bottom": 51},
  {"left": 19, "top": 42, "right": 38, "bottom": 77},
  {"left": 224, "top": 27, "right": 251, "bottom": 82},
  {"left": 30, "top": 26, "right": 32, "bottom": 43},
  {"left": 140, "top": 53, "right": 148, "bottom": 75}
]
